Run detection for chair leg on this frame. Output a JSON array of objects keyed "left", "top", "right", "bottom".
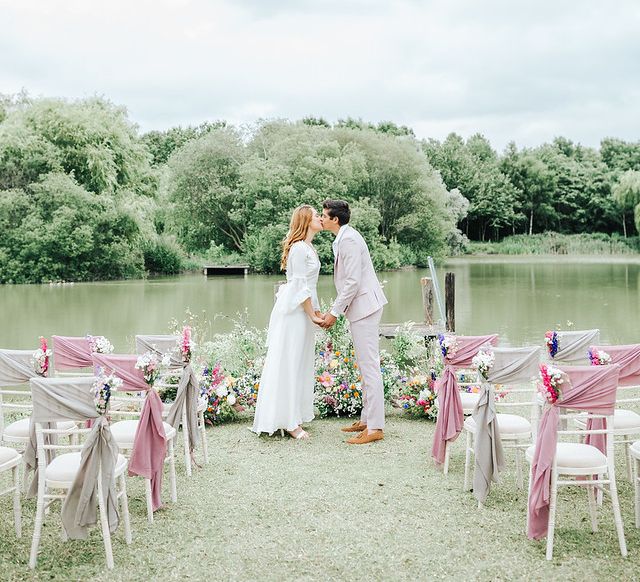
[
  {"left": 443, "top": 441, "right": 450, "bottom": 476},
  {"left": 200, "top": 411, "right": 208, "bottom": 464},
  {"left": 182, "top": 407, "right": 191, "bottom": 477},
  {"left": 608, "top": 469, "right": 628, "bottom": 557},
  {"left": 144, "top": 478, "right": 154, "bottom": 524},
  {"left": 545, "top": 468, "right": 558, "bottom": 560},
  {"left": 626, "top": 442, "right": 633, "bottom": 482},
  {"left": 597, "top": 474, "right": 604, "bottom": 506},
  {"left": 29, "top": 484, "right": 46, "bottom": 568},
  {"left": 463, "top": 431, "right": 472, "bottom": 491},
  {"left": 119, "top": 474, "right": 132, "bottom": 544},
  {"left": 634, "top": 457, "right": 640, "bottom": 528},
  {"left": 12, "top": 465, "right": 21, "bottom": 538},
  {"left": 526, "top": 461, "right": 534, "bottom": 534},
  {"left": 587, "top": 485, "right": 598, "bottom": 532},
  {"left": 168, "top": 438, "right": 177, "bottom": 503},
  {"left": 97, "top": 478, "right": 115, "bottom": 569}
]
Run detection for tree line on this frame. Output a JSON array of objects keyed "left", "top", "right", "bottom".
[{"left": 0, "top": 94, "right": 638, "bottom": 283}]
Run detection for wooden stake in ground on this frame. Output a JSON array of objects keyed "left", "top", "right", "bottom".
[
  {"left": 421, "top": 277, "right": 434, "bottom": 325},
  {"left": 445, "top": 272, "right": 455, "bottom": 332}
]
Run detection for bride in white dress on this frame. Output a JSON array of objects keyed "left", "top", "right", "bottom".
[{"left": 252, "top": 205, "right": 324, "bottom": 439}]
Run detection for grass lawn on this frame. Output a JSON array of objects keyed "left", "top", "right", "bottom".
[{"left": 1, "top": 413, "right": 639, "bottom": 581}]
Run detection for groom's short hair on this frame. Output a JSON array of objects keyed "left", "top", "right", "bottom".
[{"left": 323, "top": 199, "right": 351, "bottom": 225}]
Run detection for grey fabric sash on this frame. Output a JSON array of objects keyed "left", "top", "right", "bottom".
[
  {"left": 472, "top": 346, "right": 541, "bottom": 503},
  {"left": 135, "top": 335, "right": 198, "bottom": 452},
  {"left": 553, "top": 329, "right": 600, "bottom": 364},
  {"left": 27, "top": 376, "right": 120, "bottom": 539},
  {"left": 0, "top": 348, "right": 40, "bottom": 386}
]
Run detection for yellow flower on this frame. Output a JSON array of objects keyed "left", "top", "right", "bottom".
[
  {"left": 335, "top": 351, "right": 341, "bottom": 356},
  {"left": 344, "top": 358, "right": 349, "bottom": 363},
  {"left": 329, "top": 359, "right": 339, "bottom": 369},
  {"left": 354, "top": 391, "right": 359, "bottom": 398}
]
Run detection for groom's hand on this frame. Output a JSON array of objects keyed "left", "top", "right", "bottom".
[{"left": 321, "top": 313, "right": 337, "bottom": 329}]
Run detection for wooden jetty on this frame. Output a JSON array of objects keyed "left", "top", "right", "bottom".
[{"left": 203, "top": 265, "right": 250, "bottom": 276}]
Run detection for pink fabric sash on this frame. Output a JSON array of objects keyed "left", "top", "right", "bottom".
[
  {"left": 91, "top": 353, "right": 167, "bottom": 512},
  {"left": 53, "top": 336, "right": 93, "bottom": 370},
  {"left": 431, "top": 334, "right": 499, "bottom": 465},
  {"left": 527, "top": 365, "right": 619, "bottom": 540},
  {"left": 585, "top": 344, "right": 640, "bottom": 453}
]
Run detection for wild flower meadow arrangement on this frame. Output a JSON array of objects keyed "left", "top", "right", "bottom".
[
  {"left": 92, "top": 373, "right": 122, "bottom": 415},
  {"left": 200, "top": 361, "right": 249, "bottom": 424},
  {"left": 86, "top": 335, "right": 114, "bottom": 354},
  {"left": 32, "top": 336, "right": 52, "bottom": 376},
  {"left": 396, "top": 372, "right": 438, "bottom": 420},
  {"left": 588, "top": 348, "right": 611, "bottom": 366},
  {"left": 545, "top": 331, "right": 559, "bottom": 358},
  {"left": 539, "top": 363, "right": 565, "bottom": 405}
]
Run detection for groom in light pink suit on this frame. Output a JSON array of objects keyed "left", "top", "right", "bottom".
[{"left": 320, "top": 199, "right": 388, "bottom": 444}]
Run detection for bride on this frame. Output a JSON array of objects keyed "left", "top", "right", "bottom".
[{"left": 252, "top": 205, "right": 324, "bottom": 439}]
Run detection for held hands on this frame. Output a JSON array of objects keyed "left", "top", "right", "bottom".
[{"left": 319, "top": 313, "right": 337, "bottom": 329}]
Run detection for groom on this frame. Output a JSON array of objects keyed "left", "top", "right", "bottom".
[{"left": 320, "top": 200, "right": 388, "bottom": 444}]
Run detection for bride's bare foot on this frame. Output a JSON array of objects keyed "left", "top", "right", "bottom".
[{"left": 287, "top": 426, "right": 309, "bottom": 439}]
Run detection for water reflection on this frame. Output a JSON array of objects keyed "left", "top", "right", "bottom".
[{"left": 1, "top": 258, "right": 638, "bottom": 351}]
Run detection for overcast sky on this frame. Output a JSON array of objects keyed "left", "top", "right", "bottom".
[{"left": 1, "top": 0, "right": 638, "bottom": 150}]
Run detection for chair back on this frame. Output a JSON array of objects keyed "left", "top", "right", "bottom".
[
  {"left": 52, "top": 336, "right": 93, "bottom": 373},
  {"left": 545, "top": 329, "right": 599, "bottom": 364},
  {"left": 135, "top": 335, "right": 181, "bottom": 368},
  {"left": 0, "top": 349, "right": 41, "bottom": 437}
]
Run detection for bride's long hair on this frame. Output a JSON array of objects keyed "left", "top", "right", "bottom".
[{"left": 280, "top": 205, "right": 314, "bottom": 271}]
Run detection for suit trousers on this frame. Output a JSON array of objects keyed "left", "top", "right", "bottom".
[{"left": 350, "top": 308, "right": 384, "bottom": 430}]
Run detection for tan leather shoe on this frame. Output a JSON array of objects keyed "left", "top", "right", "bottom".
[
  {"left": 346, "top": 430, "right": 384, "bottom": 445},
  {"left": 341, "top": 421, "right": 367, "bottom": 433}
]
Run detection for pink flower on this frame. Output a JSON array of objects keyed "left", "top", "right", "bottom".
[{"left": 318, "top": 371, "right": 334, "bottom": 387}]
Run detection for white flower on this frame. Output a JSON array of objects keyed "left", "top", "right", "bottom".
[
  {"left": 472, "top": 349, "right": 495, "bottom": 379},
  {"left": 216, "top": 385, "right": 228, "bottom": 398},
  {"left": 161, "top": 354, "right": 172, "bottom": 367},
  {"left": 226, "top": 393, "right": 236, "bottom": 406}
]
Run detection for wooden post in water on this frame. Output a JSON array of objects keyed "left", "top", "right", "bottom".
[
  {"left": 445, "top": 272, "right": 455, "bottom": 332},
  {"left": 420, "top": 277, "right": 434, "bottom": 325}
]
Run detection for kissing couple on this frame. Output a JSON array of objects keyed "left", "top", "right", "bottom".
[{"left": 251, "top": 199, "right": 388, "bottom": 444}]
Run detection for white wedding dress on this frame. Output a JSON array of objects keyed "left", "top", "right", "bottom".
[{"left": 252, "top": 241, "right": 320, "bottom": 435}]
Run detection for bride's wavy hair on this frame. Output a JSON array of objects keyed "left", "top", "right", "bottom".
[{"left": 280, "top": 205, "right": 314, "bottom": 271}]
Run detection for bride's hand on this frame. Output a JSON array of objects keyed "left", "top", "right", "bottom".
[{"left": 311, "top": 314, "right": 325, "bottom": 326}]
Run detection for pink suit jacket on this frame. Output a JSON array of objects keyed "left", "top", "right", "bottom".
[{"left": 331, "top": 225, "right": 387, "bottom": 322}]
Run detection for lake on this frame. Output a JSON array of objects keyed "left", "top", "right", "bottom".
[{"left": 1, "top": 256, "right": 638, "bottom": 351}]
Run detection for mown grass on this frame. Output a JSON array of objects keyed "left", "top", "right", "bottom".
[
  {"left": 1, "top": 414, "right": 640, "bottom": 581},
  {"left": 465, "top": 233, "right": 640, "bottom": 256}
]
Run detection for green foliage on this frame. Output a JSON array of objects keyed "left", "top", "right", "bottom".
[{"left": 143, "top": 235, "right": 184, "bottom": 274}]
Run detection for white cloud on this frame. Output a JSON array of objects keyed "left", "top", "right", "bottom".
[{"left": 0, "top": 0, "right": 638, "bottom": 149}]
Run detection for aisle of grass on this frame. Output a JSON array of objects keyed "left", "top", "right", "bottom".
[{"left": 1, "top": 415, "right": 640, "bottom": 581}]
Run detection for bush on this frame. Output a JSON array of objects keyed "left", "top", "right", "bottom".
[{"left": 143, "top": 235, "right": 184, "bottom": 274}]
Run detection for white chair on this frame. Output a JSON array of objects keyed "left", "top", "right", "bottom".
[
  {"left": 526, "top": 365, "right": 626, "bottom": 560},
  {"left": 135, "top": 335, "right": 208, "bottom": 476},
  {"left": 27, "top": 376, "right": 132, "bottom": 570},
  {"left": 463, "top": 346, "right": 541, "bottom": 499},
  {"left": 0, "top": 446, "right": 22, "bottom": 537},
  {"left": 631, "top": 441, "right": 640, "bottom": 527}
]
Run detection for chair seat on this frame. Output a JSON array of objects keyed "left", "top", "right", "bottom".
[
  {"left": 0, "top": 446, "right": 21, "bottom": 468},
  {"left": 460, "top": 391, "right": 480, "bottom": 411},
  {"left": 46, "top": 452, "right": 127, "bottom": 484},
  {"left": 110, "top": 420, "right": 176, "bottom": 446},
  {"left": 3, "top": 418, "right": 77, "bottom": 440},
  {"left": 574, "top": 409, "right": 640, "bottom": 432},
  {"left": 464, "top": 413, "right": 531, "bottom": 435},
  {"left": 526, "top": 442, "right": 608, "bottom": 469}
]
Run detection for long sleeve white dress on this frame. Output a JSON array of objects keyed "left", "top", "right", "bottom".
[{"left": 252, "top": 241, "right": 320, "bottom": 435}]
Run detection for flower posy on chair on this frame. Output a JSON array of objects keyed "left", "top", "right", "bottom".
[{"left": 31, "top": 337, "right": 51, "bottom": 377}]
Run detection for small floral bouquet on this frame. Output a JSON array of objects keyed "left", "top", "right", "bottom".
[
  {"left": 545, "top": 331, "right": 559, "bottom": 358},
  {"left": 539, "top": 363, "right": 565, "bottom": 405},
  {"left": 92, "top": 373, "right": 122, "bottom": 415},
  {"left": 437, "top": 334, "right": 458, "bottom": 359},
  {"left": 397, "top": 372, "right": 438, "bottom": 420},
  {"left": 32, "top": 336, "right": 52, "bottom": 376},
  {"left": 588, "top": 348, "right": 611, "bottom": 366},
  {"left": 135, "top": 351, "right": 168, "bottom": 386},
  {"left": 472, "top": 349, "right": 495, "bottom": 380},
  {"left": 181, "top": 326, "right": 196, "bottom": 363},
  {"left": 86, "top": 335, "right": 114, "bottom": 354}
]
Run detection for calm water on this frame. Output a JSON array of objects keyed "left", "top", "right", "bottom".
[{"left": 1, "top": 257, "right": 639, "bottom": 351}]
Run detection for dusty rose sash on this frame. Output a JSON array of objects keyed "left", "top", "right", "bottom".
[
  {"left": 527, "top": 365, "right": 619, "bottom": 540},
  {"left": 431, "top": 334, "right": 499, "bottom": 465},
  {"left": 52, "top": 336, "right": 93, "bottom": 370},
  {"left": 585, "top": 344, "right": 640, "bottom": 453},
  {"left": 92, "top": 353, "right": 167, "bottom": 512}
]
